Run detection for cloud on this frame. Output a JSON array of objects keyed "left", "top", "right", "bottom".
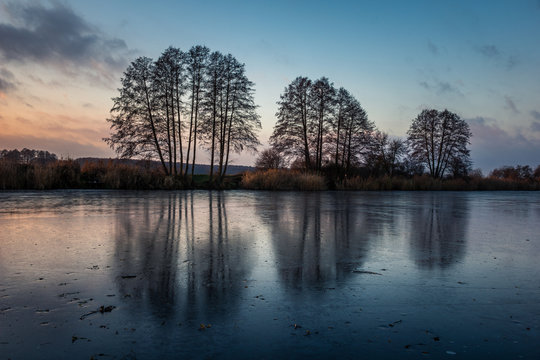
[
  {"left": 0, "top": 133, "right": 113, "bottom": 159},
  {"left": 531, "top": 122, "right": 540, "bottom": 132},
  {"left": 419, "top": 79, "right": 462, "bottom": 96},
  {"left": 0, "top": 76, "right": 15, "bottom": 93},
  {"left": 0, "top": 110, "right": 114, "bottom": 158},
  {"left": 475, "top": 44, "right": 518, "bottom": 70},
  {"left": 0, "top": 67, "right": 16, "bottom": 93},
  {"left": 467, "top": 117, "right": 540, "bottom": 171},
  {"left": 506, "top": 56, "right": 518, "bottom": 70},
  {"left": 531, "top": 110, "right": 540, "bottom": 121},
  {"left": 427, "top": 41, "right": 438, "bottom": 55},
  {"left": 477, "top": 45, "right": 500, "bottom": 58},
  {"left": 0, "top": 1, "right": 132, "bottom": 85},
  {"left": 504, "top": 95, "right": 519, "bottom": 113}
]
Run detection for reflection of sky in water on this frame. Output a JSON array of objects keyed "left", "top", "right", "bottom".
[{"left": 0, "top": 191, "right": 539, "bottom": 359}]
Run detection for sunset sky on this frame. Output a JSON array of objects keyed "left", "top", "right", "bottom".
[{"left": 1, "top": 0, "right": 540, "bottom": 171}]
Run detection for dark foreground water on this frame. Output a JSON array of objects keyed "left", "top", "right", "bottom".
[{"left": 0, "top": 190, "right": 539, "bottom": 359}]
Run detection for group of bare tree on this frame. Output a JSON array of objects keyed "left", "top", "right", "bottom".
[
  {"left": 490, "top": 164, "right": 540, "bottom": 182},
  {"left": 0, "top": 148, "right": 57, "bottom": 164},
  {"left": 269, "top": 77, "right": 376, "bottom": 174},
  {"left": 105, "top": 46, "right": 260, "bottom": 184},
  {"left": 265, "top": 76, "right": 472, "bottom": 179},
  {"left": 407, "top": 109, "right": 472, "bottom": 178}
]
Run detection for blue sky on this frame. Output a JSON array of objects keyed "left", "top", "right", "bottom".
[{"left": 1, "top": 0, "right": 540, "bottom": 171}]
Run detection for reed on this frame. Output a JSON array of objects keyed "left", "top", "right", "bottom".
[
  {"left": 2, "top": 159, "right": 539, "bottom": 191},
  {"left": 242, "top": 169, "right": 326, "bottom": 191}
]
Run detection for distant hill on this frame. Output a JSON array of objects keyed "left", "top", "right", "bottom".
[{"left": 76, "top": 158, "right": 255, "bottom": 175}]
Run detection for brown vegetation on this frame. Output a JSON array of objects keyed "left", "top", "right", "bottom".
[
  {"left": 1, "top": 157, "right": 539, "bottom": 191},
  {"left": 242, "top": 169, "right": 326, "bottom": 191},
  {"left": 242, "top": 168, "right": 540, "bottom": 191},
  {"left": 0, "top": 159, "right": 175, "bottom": 190},
  {"left": 0, "top": 159, "right": 80, "bottom": 190}
]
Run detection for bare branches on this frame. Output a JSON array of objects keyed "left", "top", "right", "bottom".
[
  {"left": 407, "top": 109, "right": 471, "bottom": 178},
  {"left": 105, "top": 46, "right": 260, "bottom": 183},
  {"left": 270, "top": 76, "right": 372, "bottom": 174}
]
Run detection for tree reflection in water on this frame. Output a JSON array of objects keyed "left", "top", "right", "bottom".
[
  {"left": 408, "top": 192, "right": 469, "bottom": 269},
  {"left": 257, "top": 192, "right": 373, "bottom": 289},
  {"left": 111, "top": 191, "right": 471, "bottom": 323},
  {"left": 112, "top": 192, "right": 252, "bottom": 322}
]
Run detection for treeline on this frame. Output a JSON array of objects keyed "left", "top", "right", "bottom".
[
  {"left": 105, "top": 45, "right": 260, "bottom": 185},
  {"left": 243, "top": 166, "right": 540, "bottom": 191},
  {"left": 264, "top": 76, "right": 472, "bottom": 181},
  {"left": 1, "top": 148, "right": 57, "bottom": 164},
  {"left": 1, "top": 153, "right": 539, "bottom": 190},
  {"left": 0, "top": 156, "right": 241, "bottom": 190}
]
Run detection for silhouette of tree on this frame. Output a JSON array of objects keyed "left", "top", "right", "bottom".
[
  {"left": 200, "top": 51, "right": 225, "bottom": 180},
  {"left": 366, "top": 132, "right": 406, "bottom": 176},
  {"left": 271, "top": 76, "right": 313, "bottom": 169},
  {"left": 199, "top": 52, "right": 260, "bottom": 181},
  {"left": 490, "top": 165, "right": 534, "bottom": 181},
  {"left": 255, "top": 148, "right": 283, "bottom": 169},
  {"left": 309, "top": 77, "right": 336, "bottom": 171},
  {"left": 153, "top": 47, "right": 186, "bottom": 176},
  {"left": 217, "top": 55, "right": 260, "bottom": 180},
  {"left": 338, "top": 95, "right": 373, "bottom": 173},
  {"left": 448, "top": 156, "right": 472, "bottom": 178},
  {"left": 105, "top": 56, "right": 170, "bottom": 174},
  {"left": 105, "top": 46, "right": 259, "bottom": 182},
  {"left": 271, "top": 77, "right": 372, "bottom": 174},
  {"left": 333, "top": 87, "right": 353, "bottom": 166},
  {"left": 407, "top": 109, "right": 471, "bottom": 178},
  {"left": 184, "top": 45, "right": 210, "bottom": 180},
  {"left": 0, "top": 148, "right": 57, "bottom": 164}
]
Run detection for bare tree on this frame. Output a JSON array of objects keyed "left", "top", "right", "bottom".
[
  {"left": 184, "top": 45, "right": 210, "bottom": 180},
  {"left": 200, "top": 51, "right": 225, "bottom": 179},
  {"left": 199, "top": 52, "right": 260, "bottom": 181},
  {"left": 255, "top": 148, "right": 283, "bottom": 169},
  {"left": 339, "top": 97, "right": 373, "bottom": 173},
  {"left": 309, "top": 77, "right": 336, "bottom": 171},
  {"left": 218, "top": 56, "right": 260, "bottom": 179},
  {"left": 270, "top": 77, "right": 313, "bottom": 168},
  {"left": 333, "top": 88, "right": 352, "bottom": 165},
  {"left": 105, "top": 56, "right": 169, "bottom": 174},
  {"left": 106, "top": 46, "right": 259, "bottom": 183},
  {"left": 270, "top": 77, "right": 372, "bottom": 175},
  {"left": 153, "top": 47, "right": 187, "bottom": 175},
  {"left": 366, "top": 132, "right": 406, "bottom": 176},
  {"left": 407, "top": 109, "right": 471, "bottom": 178}
]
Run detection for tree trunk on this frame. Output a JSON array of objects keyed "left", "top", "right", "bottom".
[
  {"left": 165, "top": 88, "right": 172, "bottom": 174},
  {"left": 191, "top": 83, "right": 200, "bottom": 183},
  {"left": 209, "top": 75, "right": 218, "bottom": 181},
  {"left": 175, "top": 77, "right": 184, "bottom": 178},
  {"left": 143, "top": 79, "right": 168, "bottom": 175},
  {"left": 171, "top": 85, "right": 177, "bottom": 175},
  {"left": 184, "top": 81, "right": 196, "bottom": 177},
  {"left": 218, "top": 76, "right": 231, "bottom": 180}
]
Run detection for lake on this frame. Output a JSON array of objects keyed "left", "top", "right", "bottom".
[{"left": 1, "top": 190, "right": 539, "bottom": 359}]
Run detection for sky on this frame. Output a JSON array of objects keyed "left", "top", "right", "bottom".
[{"left": 1, "top": 0, "right": 540, "bottom": 172}]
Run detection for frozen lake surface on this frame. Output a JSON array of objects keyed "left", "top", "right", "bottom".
[{"left": 1, "top": 190, "right": 539, "bottom": 359}]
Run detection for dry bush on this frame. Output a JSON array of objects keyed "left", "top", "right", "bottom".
[{"left": 242, "top": 169, "right": 326, "bottom": 191}]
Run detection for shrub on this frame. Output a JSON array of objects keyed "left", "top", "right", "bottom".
[{"left": 242, "top": 169, "right": 326, "bottom": 190}]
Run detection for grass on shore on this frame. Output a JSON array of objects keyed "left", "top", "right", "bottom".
[
  {"left": 2, "top": 159, "right": 539, "bottom": 191},
  {"left": 0, "top": 159, "right": 245, "bottom": 190},
  {"left": 243, "top": 169, "right": 540, "bottom": 191},
  {"left": 242, "top": 169, "right": 326, "bottom": 191}
]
